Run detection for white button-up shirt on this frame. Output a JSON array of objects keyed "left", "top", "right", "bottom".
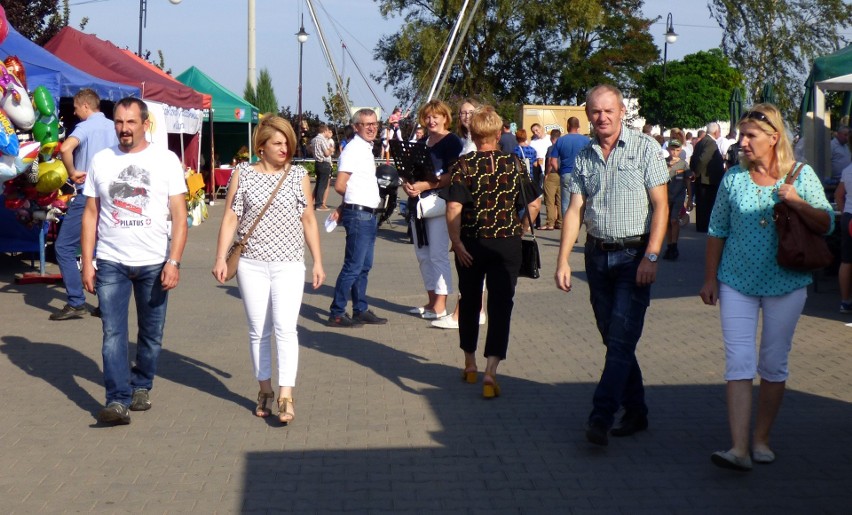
[{"left": 338, "top": 134, "right": 381, "bottom": 208}]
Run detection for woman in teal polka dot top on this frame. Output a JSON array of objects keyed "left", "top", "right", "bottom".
[{"left": 699, "top": 103, "right": 834, "bottom": 472}]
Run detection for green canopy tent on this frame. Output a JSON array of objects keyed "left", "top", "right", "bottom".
[
  {"left": 175, "top": 66, "right": 259, "bottom": 196},
  {"left": 799, "top": 44, "right": 852, "bottom": 177}
]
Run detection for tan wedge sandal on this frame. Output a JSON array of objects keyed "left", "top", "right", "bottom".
[
  {"left": 277, "top": 397, "right": 295, "bottom": 425},
  {"left": 255, "top": 391, "right": 274, "bottom": 417}
]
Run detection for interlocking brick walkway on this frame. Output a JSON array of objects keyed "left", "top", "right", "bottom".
[{"left": 1, "top": 191, "right": 850, "bottom": 513}]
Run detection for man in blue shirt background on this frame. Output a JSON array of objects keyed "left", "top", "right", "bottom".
[
  {"left": 548, "top": 117, "right": 591, "bottom": 217},
  {"left": 52, "top": 88, "right": 117, "bottom": 321}
]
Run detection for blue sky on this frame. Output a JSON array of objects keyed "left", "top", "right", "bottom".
[{"left": 64, "top": 0, "right": 726, "bottom": 119}]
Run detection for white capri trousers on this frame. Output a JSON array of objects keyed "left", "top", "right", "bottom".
[
  {"left": 237, "top": 258, "right": 305, "bottom": 387},
  {"left": 718, "top": 283, "right": 807, "bottom": 382},
  {"left": 410, "top": 216, "right": 453, "bottom": 295}
]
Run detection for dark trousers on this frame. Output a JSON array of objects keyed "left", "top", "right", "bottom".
[
  {"left": 456, "top": 236, "right": 521, "bottom": 360},
  {"left": 55, "top": 194, "right": 86, "bottom": 308},
  {"left": 695, "top": 183, "right": 719, "bottom": 233},
  {"left": 313, "top": 161, "right": 332, "bottom": 207},
  {"left": 584, "top": 242, "right": 651, "bottom": 427}
]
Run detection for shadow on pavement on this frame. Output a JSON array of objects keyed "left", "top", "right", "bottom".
[
  {"left": 0, "top": 334, "right": 252, "bottom": 417},
  {"left": 0, "top": 335, "right": 103, "bottom": 414}
]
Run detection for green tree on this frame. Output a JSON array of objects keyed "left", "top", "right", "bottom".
[
  {"left": 243, "top": 78, "right": 258, "bottom": 108},
  {"left": 636, "top": 49, "right": 743, "bottom": 128},
  {"left": 708, "top": 0, "right": 852, "bottom": 120},
  {"left": 373, "top": 0, "right": 658, "bottom": 107},
  {"left": 5, "top": 0, "right": 68, "bottom": 45},
  {"left": 254, "top": 69, "right": 279, "bottom": 115},
  {"left": 323, "top": 80, "right": 351, "bottom": 128}
]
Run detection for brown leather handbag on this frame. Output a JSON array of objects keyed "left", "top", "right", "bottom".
[{"left": 773, "top": 163, "right": 834, "bottom": 272}]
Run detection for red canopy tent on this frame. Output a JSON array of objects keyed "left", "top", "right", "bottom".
[
  {"left": 44, "top": 27, "right": 206, "bottom": 109},
  {"left": 44, "top": 27, "right": 209, "bottom": 170}
]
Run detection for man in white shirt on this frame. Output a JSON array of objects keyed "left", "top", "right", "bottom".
[
  {"left": 831, "top": 125, "right": 851, "bottom": 180},
  {"left": 81, "top": 98, "right": 187, "bottom": 425},
  {"left": 328, "top": 108, "right": 387, "bottom": 328},
  {"left": 715, "top": 126, "right": 734, "bottom": 161}
]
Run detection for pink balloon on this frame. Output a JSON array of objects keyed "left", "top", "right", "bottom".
[{"left": 0, "top": 4, "right": 7, "bottom": 46}]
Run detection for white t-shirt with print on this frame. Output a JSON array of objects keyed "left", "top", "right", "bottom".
[{"left": 84, "top": 144, "right": 187, "bottom": 266}]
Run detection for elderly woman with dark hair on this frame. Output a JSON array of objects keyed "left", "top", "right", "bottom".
[
  {"left": 446, "top": 106, "right": 541, "bottom": 398},
  {"left": 700, "top": 104, "right": 833, "bottom": 471}
]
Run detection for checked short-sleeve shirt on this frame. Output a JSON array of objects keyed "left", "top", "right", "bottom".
[{"left": 568, "top": 124, "right": 669, "bottom": 239}]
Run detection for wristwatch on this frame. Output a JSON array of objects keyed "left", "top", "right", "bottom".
[
  {"left": 166, "top": 259, "right": 181, "bottom": 269},
  {"left": 645, "top": 253, "right": 659, "bottom": 263}
]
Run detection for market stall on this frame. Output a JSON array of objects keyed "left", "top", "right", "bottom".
[
  {"left": 175, "top": 66, "right": 259, "bottom": 198},
  {"left": 0, "top": 24, "right": 141, "bottom": 279},
  {"left": 44, "top": 27, "right": 211, "bottom": 225}
]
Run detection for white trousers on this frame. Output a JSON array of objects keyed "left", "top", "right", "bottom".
[
  {"left": 410, "top": 216, "right": 453, "bottom": 295},
  {"left": 719, "top": 283, "right": 807, "bottom": 382},
  {"left": 237, "top": 258, "right": 305, "bottom": 387}
]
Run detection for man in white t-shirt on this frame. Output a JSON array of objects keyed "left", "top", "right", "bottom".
[
  {"left": 327, "top": 108, "right": 387, "bottom": 328},
  {"left": 81, "top": 98, "right": 188, "bottom": 425}
]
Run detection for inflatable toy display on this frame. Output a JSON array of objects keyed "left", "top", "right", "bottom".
[
  {"left": 0, "top": 61, "right": 35, "bottom": 130},
  {"left": 0, "top": 4, "right": 8, "bottom": 45},
  {"left": 31, "top": 86, "right": 60, "bottom": 158}
]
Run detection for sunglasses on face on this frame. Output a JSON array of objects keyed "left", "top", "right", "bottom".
[{"left": 741, "top": 111, "right": 777, "bottom": 132}]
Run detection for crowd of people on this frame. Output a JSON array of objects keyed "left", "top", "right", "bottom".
[{"left": 48, "top": 84, "right": 849, "bottom": 476}]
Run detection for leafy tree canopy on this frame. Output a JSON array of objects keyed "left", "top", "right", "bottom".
[
  {"left": 323, "top": 79, "right": 351, "bottom": 128},
  {"left": 5, "top": 0, "right": 68, "bottom": 45},
  {"left": 708, "top": 0, "right": 852, "bottom": 122},
  {"left": 637, "top": 49, "right": 743, "bottom": 129},
  {"left": 373, "top": 0, "right": 659, "bottom": 112}
]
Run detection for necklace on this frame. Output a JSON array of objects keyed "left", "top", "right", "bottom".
[{"left": 756, "top": 184, "right": 777, "bottom": 228}]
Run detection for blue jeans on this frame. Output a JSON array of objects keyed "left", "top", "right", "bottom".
[
  {"left": 584, "top": 242, "right": 651, "bottom": 427},
  {"left": 96, "top": 260, "right": 169, "bottom": 406},
  {"left": 560, "top": 173, "right": 572, "bottom": 216},
  {"left": 55, "top": 194, "right": 86, "bottom": 308},
  {"left": 330, "top": 209, "right": 377, "bottom": 317}
]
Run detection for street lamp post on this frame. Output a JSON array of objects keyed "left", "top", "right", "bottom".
[
  {"left": 296, "top": 16, "right": 309, "bottom": 157},
  {"left": 139, "top": 0, "right": 183, "bottom": 57},
  {"left": 661, "top": 12, "right": 677, "bottom": 132}
]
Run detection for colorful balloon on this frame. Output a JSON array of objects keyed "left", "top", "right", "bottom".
[
  {"left": 35, "top": 159, "right": 68, "bottom": 194},
  {"left": 35, "top": 190, "right": 58, "bottom": 207},
  {"left": 0, "top": 109, "right": 19, "bottom": 156},
  {"left": 32, "top": 86, "right": 59, "bottom": 156},
  {"left": 0, "top": 61, "right": 35, "bottom": 130},
  {"left": 0, "top": 4, "right": 7, "bottom": 45},
  {"left": 4, "top": 56, "right": 26, "bottom": 91},
  {"left": 0, "top": 153, "right": 18, "bottom": 181}
]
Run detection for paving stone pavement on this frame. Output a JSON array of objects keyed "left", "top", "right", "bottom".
[{"left": 1, "top": 190, "right": 851, "bottom": 514}]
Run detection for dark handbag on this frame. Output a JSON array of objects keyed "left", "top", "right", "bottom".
[
  {"left": 223, "top": 166, "right": 290, "bottom": 281},
  {"left": 520, "top": 238, "right": 541, "bottom": 279},
  {"left": 773, "top": 163, "right": 834, "bottom": 272},
  {"left": 516, "top": 156, "right": 540, "bottom": 279}
]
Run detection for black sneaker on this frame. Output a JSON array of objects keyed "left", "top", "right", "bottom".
[
  {"left": 610, "top": 413, "right": 648, "bottom": 437},
  {"left": 97, "top": 402, "right": 131, "bottom": 425},
  {"left": 585, "top": 418, "right": 609, "bottom": 446},
  {"left": 662, "top": 245, "right": 679, "bottom": 260},
  {"left": 352, "top": 310, "right": 388, "bottom": 325},
  {"left": 327, "top": 314, "right": 364, "bottom": 328},
  {"left": 130, "top": 389, "right": 151, "bottom": 411},
  {"left": 49, "top": 304, "right": 88, "bottom": 321},
  {"left": 90, "top": 306, "right": 102, "bottom": 318}
]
